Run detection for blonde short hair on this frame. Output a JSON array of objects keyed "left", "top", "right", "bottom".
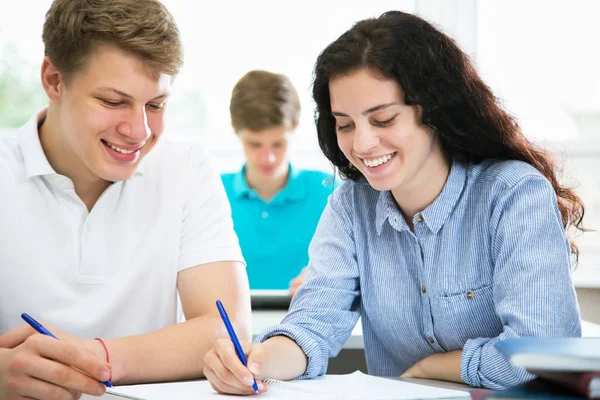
[
  {"left": 42, "top": 0, "right": 183, "bottom": 82},
  {"left": 230, "top": 70, "right": 301, "bottom": 133}
]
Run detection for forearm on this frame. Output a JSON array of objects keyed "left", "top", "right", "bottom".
[
  {"left": 99, "top": 315, "right": 247, "bottom": 384},
  {"left": 259, "top": 336, "right": 307, "bottom": 381},
  {"left": 420, "top": 350, "right": 463, "bottom": 383}
]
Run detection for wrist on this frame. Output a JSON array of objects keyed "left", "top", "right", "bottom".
[
  {"left": 85, "top": 338, "right": 108, "bottom": 362},
  {"left": 416, "top": 355, "right": 431, "bottom": 377}
]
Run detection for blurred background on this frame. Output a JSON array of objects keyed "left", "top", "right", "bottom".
[{"left": 1, "top": 0, "right": 599, "bottom": 319}]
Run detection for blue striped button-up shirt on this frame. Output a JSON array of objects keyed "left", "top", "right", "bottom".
[{"left": 255, "top": 159, "right": 581, "bottom": 390}]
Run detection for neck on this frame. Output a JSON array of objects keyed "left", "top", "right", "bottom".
[
  {"left": 39, "top": 106, "right": 111, "bottom": 211},
  {"left": 245, "top": 164, "right": 289, "bottom": 202},
  {"left": 391, "top": 147, "right": 451, "bottom": 228}
]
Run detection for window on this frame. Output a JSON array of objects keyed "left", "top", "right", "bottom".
[
  {"left": 477, "top": 0, "right": 600, "bottom": 282},
  {"left": 161, "top": 1, "right": 414, "bottom": 173},
  {"left": 0, "top": 1, "right": 414, "bottom": 174}
]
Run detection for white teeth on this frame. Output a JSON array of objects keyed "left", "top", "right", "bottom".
[
  {"left": 363, "top": 153, "right": 393, "bottom": 167},
  {"left": 106, "top": 142, "right": 137, "bottom": 154}
]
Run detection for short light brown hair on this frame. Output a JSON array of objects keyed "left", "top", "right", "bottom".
[
  {"left": 230, "top": 70, "right": 301, "bottom": 133},
  {"left": 42, "top": 0, "right": 183, "bottom": 82}
]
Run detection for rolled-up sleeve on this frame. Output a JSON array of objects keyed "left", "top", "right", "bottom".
[
  {"left": 254, "top": 184, "right": 361, "bottom": 379},
  {"left": 461, "top": 176, "right": 581, "bottom": 389}
]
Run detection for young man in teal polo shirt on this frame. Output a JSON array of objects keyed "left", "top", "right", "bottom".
[{"left": 222, "top": 70, "right": 338, "bottom": 294}]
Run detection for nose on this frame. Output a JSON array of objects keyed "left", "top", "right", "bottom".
[
  {"left": 259, "top": 148, "right": 276, "bottom": 165},
  {"left": 116, "top": 107, "right": 151, "bottom": 143},
  {"left": 353, "top": 124, "right": 380, "bottom": 155}
]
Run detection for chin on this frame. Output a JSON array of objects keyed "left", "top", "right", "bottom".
[
  {"left": 365, "top": 177, "right": 403, "bottom": 192},
  {"left": 98, "top": 166, "right": 137, "bottom": 182}
]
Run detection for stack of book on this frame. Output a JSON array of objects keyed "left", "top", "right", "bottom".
[{"left": 470, "top": 338, "right": 600, "bottom": 399}]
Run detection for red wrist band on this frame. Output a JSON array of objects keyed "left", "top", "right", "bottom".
[{"left": 94, "top": 337, "right": 112, "bottom": 381}]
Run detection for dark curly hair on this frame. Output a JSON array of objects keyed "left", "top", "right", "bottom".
[{"left": 312, "top": 10, "right": 585, "bottom": 260}]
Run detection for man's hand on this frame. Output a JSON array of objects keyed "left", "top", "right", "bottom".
[{"left": 0, "top": 325, "right": 112, "bottom": 399}]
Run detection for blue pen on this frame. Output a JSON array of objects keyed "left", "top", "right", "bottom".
[
  {"left": 216, "top": 300, "right": 259, "bottom": 393},
  {"left": 21, "top": 313, "right": 113, "bottom": 388}
]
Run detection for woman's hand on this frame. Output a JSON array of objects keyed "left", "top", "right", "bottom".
[
  {"left": 400, "top": 358, "right": 426, "bottom": 379},
  {"left": 203, "top": 338, "right": 269, "bottom": 395},
  {"left": 400, "top": 350, "right": 463, "bottom": 383}
]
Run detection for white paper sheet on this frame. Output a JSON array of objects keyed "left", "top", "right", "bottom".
[{"left": 92, "top": 371, "right": 469, "bottom": 400}]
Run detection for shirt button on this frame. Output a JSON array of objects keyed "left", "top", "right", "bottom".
[
  {"left": 428, "top": 337, "right": 435, "bottom": 344},
  {"left": 416, "top": 214, "right": 424, "bottom": 223},
  {"left": 421, "top": 285, "right": 426, "bottom": 294},
  {"left": 53, "top": 177, "right": 63, "bottom": 185},
  {"left": 466, "top": 290, "right": 475, "bottom": 300},
  {"left": 413, "top": 239, "right": 417, "bottom": 244},
  {"left": 261, "top": 211, "right": 269, "bottom": 219}
]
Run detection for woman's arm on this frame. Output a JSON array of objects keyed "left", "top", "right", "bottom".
[{"left": 459, "top": 176, "right": 580, "bottom": 389}]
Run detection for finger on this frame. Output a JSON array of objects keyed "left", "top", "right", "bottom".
[
  {"left": 12, "top": 348, "right": 107, "bottom": 396},
  {"left": 246, "top": 344, "right": 266, "bottom": 376},
  {"left": 204, "top": 365, "right": 257, "bottom": 395},
  {"left": 215, "top": 341, "right": 257, "bottom": 389},
  {"left": 204, "top": 350, "right": 247, "bottom": 389},
  {"left": 28, "top": 335, "right": 111, "bottom": 385},
  {"left": 207, "top": 349, "right": 254, "bottom": 391},
  {"left": 0, "top": 324, "right": 37, "bottom": 349},
  {"left": 7, "top": 375, "right": 81, "bottom": 400}
]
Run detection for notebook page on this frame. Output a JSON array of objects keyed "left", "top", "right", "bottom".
[
  {"left": 266, "top": 371, "right": 470, "bottom": 400},
  {"left": 94, "top": 380, "right": 336, "bottom": 400},
  {"left": 91, "top": 372, "right": 469, "bottom": 400}
]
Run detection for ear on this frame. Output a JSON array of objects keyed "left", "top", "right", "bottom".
[{"left": 40, "top": 56, "right": 64, "bottom": 102}]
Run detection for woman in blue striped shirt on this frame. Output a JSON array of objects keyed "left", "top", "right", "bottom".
[{"left": 204, "top": 11, "right": 585, "bottom": 392}]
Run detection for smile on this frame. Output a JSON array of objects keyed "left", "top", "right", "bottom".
[
  {"left": 360, "top": 152, "right": 396, "bottom": 168},
  {"left": 101, "top": 139, "right": 143, "bottom": 154}
]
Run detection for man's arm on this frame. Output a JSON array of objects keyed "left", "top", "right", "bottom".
[{"left": 97, "top": 261, "right": 251, "bottom": 384}]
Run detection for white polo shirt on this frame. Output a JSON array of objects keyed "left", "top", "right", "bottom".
[{"left": 0, "top": 108, "right": 244, "bottom": 338}]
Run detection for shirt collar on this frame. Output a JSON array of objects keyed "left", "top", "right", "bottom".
[
  {"left": 232, "top": 165, "right": 252, "bottom": 198},
  {"left": 18, "top": 107, "right": 56, "bottom": 179},
  {"left": 375, "top": 159, "right": 467, "bottom": 235},
  {"left": 17, "top": 106, "right": 145, "bottom": 180},
  {"left": 375, "top": 189, "right": 408, "bottom": 234},
  {"left": 420, "top": 160, "right": 467, "bottom": 233},
  {"left": 273, "top": 163, "right": 305, "bottom": 203},
  {"left": 231, "top": 163, "right": 306, "bottom": 204}
]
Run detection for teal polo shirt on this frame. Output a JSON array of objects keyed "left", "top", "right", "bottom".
[{"left": 221, "top": 164, "right": 338, "bottom": 290}]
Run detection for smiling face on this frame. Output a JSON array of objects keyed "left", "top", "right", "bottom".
[
  {"left": 45, "top": 43, "right": 171, "bottom": 183},
  {"left": 329, "top": 68, "right": 447, "bottom": 197}
]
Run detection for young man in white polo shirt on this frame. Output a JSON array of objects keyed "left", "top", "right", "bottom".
[{"left": 0, "top": 1, "right": 250, "bottom": 398}]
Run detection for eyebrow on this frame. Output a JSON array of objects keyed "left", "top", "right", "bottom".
[
  {"left": 331, "top": 102, "right": 400, "bottom": 117},
  {"left": 97, "top": 87, "right": 169, "bottom": 101}
]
